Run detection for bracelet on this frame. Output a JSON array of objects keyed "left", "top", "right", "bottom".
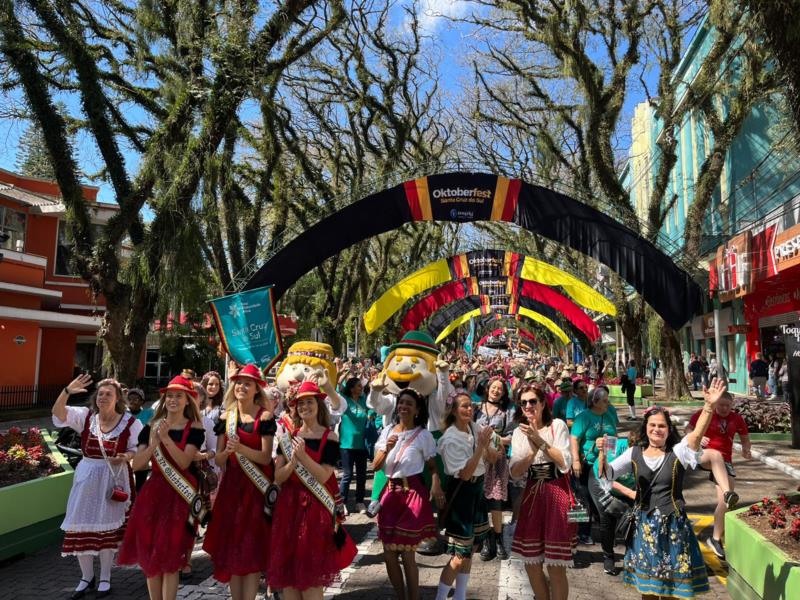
[
  {"left": 702, "top": 407, "right": 714, "bottom": 415},
  {"left": 63, "top": 387, "right": 71, "bottom": 396}
]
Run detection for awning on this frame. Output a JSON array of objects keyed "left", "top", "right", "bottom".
[{"left": 0, "top": 305, "right": 101, "bottom": 330}]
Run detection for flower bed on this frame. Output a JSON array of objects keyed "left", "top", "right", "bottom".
[
  {"left": 732, "top": 398, "right": 791, "bottom": 433},
  {"left": 0, "top": 428, "right": 73, "bottom": 560},
  {"left": 726, "top": 495, "right": 800, "bottom": 600},
  {"left": 0, "top": 426, "right": 63, "bottom": 488}
]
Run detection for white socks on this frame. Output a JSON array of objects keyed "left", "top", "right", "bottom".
[
  {"left": 98, "top": 549, "right": 114, "bottom": 591},
  {"left": 435, "top": 581, "right": 452, "bottom": 600},
  {"left": 454, "top": 573, "right": 470, "bottom": 600},
  {"left": 628, "top": 405, "right": 636, "bottom": 418},
  {"left": 76, "top": 555, "right": 94, "bottom": 590}
]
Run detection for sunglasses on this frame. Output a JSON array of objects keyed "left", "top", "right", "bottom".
[{"left": 520, "top": 399, "right": 544, "bottom": 406}]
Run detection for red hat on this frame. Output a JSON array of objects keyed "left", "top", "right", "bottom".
[
  {"left": 295, "top": 380, "right": 326, "bottom": 401},
  {"left": 230, "top": 363, "right": 266, "bottom": 387},
  {"left": 160, "top": 375, "right": 198, "bottom": 398}
]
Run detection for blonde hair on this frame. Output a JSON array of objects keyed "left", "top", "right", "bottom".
[
  {"left": 223, "top": 378, "right": 269, "bottom": 411},
  {"left": 152, "top": 390, "right": 202, "bottom": 423}
]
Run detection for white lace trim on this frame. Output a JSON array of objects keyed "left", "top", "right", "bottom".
[
  {"left": 89, "top": 412, "right": 134, "bottom": 440},
  {"left": 513, "top": 553, "right": 575, "bottom": 567}
]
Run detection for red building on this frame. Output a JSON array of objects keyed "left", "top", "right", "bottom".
[{"left": 0, "top": 169, "right": 116, "bottom": 405}]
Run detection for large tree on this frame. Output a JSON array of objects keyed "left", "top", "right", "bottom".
[
  {"left": 462, "top": 0, "right": 778, "bottom": 397},
  {"left": 0, "top": 0, "right": 342, "bottom": 382}
]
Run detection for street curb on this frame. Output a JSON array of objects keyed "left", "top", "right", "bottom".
[{"left": 676, "top": 417, "right": 800, "bottom": 481}]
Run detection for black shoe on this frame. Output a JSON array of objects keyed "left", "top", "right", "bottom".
[
  {"left": 480, "top": 530, "right": 497, "bottom": 561},
  {"left": 416, "top": 536, "right": 445, "bottom": 556},
  {"left": 95, "top": 581, "right": 112, "bottom": 599},
  {"left": 496, "top": 525, "right": 509, "bottom": 560},
  {"left": 724, "top": 491, "right": 740, "bottom": 510},
  {"left": 603, "top": 558, "right": 618, "bottom": 575},
  {"left": 179, "top": 569, "right": 192, "bottom": 582},
  {"left": 707, "top": 537, "right": 726, "bottom": 560},
  {"left": 69, "top": 577, "right": 95, "bottom": 600}
]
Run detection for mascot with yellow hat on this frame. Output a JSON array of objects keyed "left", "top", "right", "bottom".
[
  {"left": 367, "top": 330, "right": 452, "bottom": 554},
  {"left": 274, "top": 341, "right": 343, "bottom": 413}
]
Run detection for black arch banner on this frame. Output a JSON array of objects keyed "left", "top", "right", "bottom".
[{"left": 246, "top": 172, "right": 702, "bottom": 329}]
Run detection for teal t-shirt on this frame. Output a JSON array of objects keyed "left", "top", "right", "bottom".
[
  {"left": 565, "top": 396, "right": 586, "bottom": 421},
  {"left": 339, "top": 394, "right": 369, "bottom": 450},
  {"left": 552, "top": 395, "right": 569, "bottom": 421},
  {"left": 134, "top": 407, "right": 154, "bottom": 425},
  {"left": 571, "top": 409, "right": 618, "bottom": 465}
]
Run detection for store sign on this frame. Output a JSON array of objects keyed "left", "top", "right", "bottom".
[
  {"left": 728, "top": 324, "right": 749, "bottom": 334},
  {"left": 702, "top": 313, "right": 715, "bottom": 338},
  {"left": 715, "top": 231, "right": 753, "bottom": 302},
  {"left": 773, "top": 222, "right": 800, "bottom": 272}
]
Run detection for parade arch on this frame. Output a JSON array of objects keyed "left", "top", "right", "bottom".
[
  {"left": 245, "top": 172, "right": 702, "bottom": 330},
  {"left": 364, "top": 249, "right": 615, "bottom": 334},
  {"left": 430, "top": 303, "right": 571, "bottom": 344},
  {"left": 476, "top": 327, "right": 537, "bottom": 350},
  {"left": 399, "top": 276, "right": 600, "bottom": 341}
]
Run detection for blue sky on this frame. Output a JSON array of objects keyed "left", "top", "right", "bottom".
[{"left": 0, "top": 0, "right": 664, "bottom": 204}]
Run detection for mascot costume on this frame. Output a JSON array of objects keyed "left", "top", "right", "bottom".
[
  {"left": 368, "top": 330, "right": 452, "bottom": 554},
  {"left": 274, "top": 341, "right": 343, "bottom": 429}
]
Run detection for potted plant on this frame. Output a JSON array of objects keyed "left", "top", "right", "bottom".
[
  {"left": 726, "top": 494, "right": 800, "bottom": 600},
  {"left": 0, "top": 427, "right": 74, "bottom": 560}
]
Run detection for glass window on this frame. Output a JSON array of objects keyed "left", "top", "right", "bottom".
[
  {"left": 727, "top": 336, "right": 737, "bottom": 372},
  {"left": 144, "top": 347, "right": 169, "bottom": 385},
  {"left": 55, "top": 220, "right": 104, "bottom": 276},
  {"left": 0, "top": 205, "right": 27, "bottom": 252}
]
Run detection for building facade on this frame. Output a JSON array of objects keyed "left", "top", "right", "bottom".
[
  {"left": 624, "top": 16, "right": 800, "bottom": 395},
  {"left": 0, "top": 169, "right": 113, "bottom": 406}
]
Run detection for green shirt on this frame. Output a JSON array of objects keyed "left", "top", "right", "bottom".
[
  {"left": 339, "top": 394, "right": 370, "bottom": 450},
  {"left": 593, "top": 438, "right": 636, "bottom": 494},
  {"left": 552, "top": 395, "right": 569, "bottom": 421},
  {"left": 570, "top": 409, "right": 617, "bottom": 465}
]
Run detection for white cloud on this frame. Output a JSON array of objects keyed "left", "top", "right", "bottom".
[{"left": 416, "top": 0, "right": 469, "bottom": 32}]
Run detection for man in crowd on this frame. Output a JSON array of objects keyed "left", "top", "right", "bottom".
[
  {"left": 686, "top": 392, "right": 751, "bottom": 559},
  {"left": 749, "top": 352, "right": 769, "bottom": 398}
]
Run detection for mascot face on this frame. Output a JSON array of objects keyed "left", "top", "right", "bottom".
[
  {"left": 383, "top": 348, "right": 438, "bottom": 396},
  {"left": 275, "top": 342, "right": 337, "bottom": 392}
]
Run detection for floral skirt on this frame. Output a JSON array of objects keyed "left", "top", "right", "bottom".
[{"left": 623, "top": 509, "right": 709, "bottom": 598}]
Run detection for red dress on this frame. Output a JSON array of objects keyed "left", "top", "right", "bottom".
[
  {"left": 118, "top": 422, "right": 202, "bottom": 577},
  {"left": 202, "top": 409, "right": 275, "bottom": 582},
  {"left": 268, "top": 430, "right": 357, "bottom": 590}
]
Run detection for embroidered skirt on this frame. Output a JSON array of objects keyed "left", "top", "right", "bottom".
[
  {"left": 377, "top": 474, "right": 437, "bottom": 550},
  {"left": 623, "top": 509, "right": 710, "bottom": 598},
  {"left": 483, "top": 452, "right": 509, "bottom": 501},
  {"left": 512, "top": 476, "right": 576, "bottom": 566},
  {"left": 443, "top": 476, "right": 489, "bottom": 558}
]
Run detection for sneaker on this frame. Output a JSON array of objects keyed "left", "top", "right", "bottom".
[
  {"left": 577, "top": 534, "right": 594, "bottom": 545},
  {"left": 724, "top": 491, "right": 740, "bottom": 510},
  {"left": 603, "top": 558, "right": 618, "bottom": 575},
  {"left": 707, "top": 537, "right": 726, "bottom": 560},
  {"left": 355, "top": 502, "right": 367, "bottom": 514}
]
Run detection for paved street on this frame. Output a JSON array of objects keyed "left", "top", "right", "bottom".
[{"left": 2, "top": 421, "right": 798, "bottom": 600}]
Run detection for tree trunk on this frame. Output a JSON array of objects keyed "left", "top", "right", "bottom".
[
  {"left": 659, "top": 321, "right": 690, "bottom": 399},
  {"left": 102, "top": 298, "right": 154, "bottom": 385}
]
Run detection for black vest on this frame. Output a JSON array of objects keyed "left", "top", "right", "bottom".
[{"left": 632, "top": 446, "right": 686, "bottom": 516}]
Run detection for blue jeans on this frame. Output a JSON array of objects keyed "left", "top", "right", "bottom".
[
  {"left": 339, "top": 447, "right": 368, "bottom": 505},
  {"left": 692, "top": 372, "right": 702, "bottom": 391}
]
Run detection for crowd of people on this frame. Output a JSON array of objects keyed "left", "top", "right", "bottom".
[{"left": 50, "top": 346, "right": 749, "bottom": 600}]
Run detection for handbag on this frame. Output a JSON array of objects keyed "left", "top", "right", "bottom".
[
  {"left": 614, "top": 449, "right": 670, "bottom": 546},
  {"left": 96, "top": 417, "right": 129, "bottom": 504}
]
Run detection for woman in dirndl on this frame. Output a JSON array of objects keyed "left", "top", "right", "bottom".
[
  {"left": 475, "top": 376, "right": 514, "bottom": 561},
  {"left": 434, "top": 393, "right": 499, "bottom": 600},
  {"left": 52, "top": 375, "right": 142, "bottom": 599},
  {"left": 372, "top": 388, "right": 443, "bottom": 600},
  {"left": 269, "top": 380, "right": 357, "bottom": 600},
  {"left": 117, "top": 375, "right": 205, "bottom": 599},
  {"left": 202, "top": 364, "right": 276, "bottom": 600},
  {"left": 509, "top": 384, "right": 575, "bottom": 600},
  {"left": 597, "top": 379, "right": 728, "bottom": 599}
]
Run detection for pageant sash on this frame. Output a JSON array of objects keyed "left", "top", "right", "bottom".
[
  {"left": 278, "top": 433, "right": 338, "bottom": 519},
  {"left": 227, "top": 406, "right": 274, "bottom": 495},
  {"left": 151, "top": 428, "right": 207, "bottom": 527}
]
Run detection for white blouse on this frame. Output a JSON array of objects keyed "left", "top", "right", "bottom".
[
  {"left": 375, "top": 426, "right": 437, "bottom": 478},
  {"left": 508, "top": 418, "right": 572, "bottom": 480},
  {"left": 437, "top": 423, "right": 486, "bottom": 478},
  {"left": 605, "top": 437, "right": 702, "bottom": 480}
]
